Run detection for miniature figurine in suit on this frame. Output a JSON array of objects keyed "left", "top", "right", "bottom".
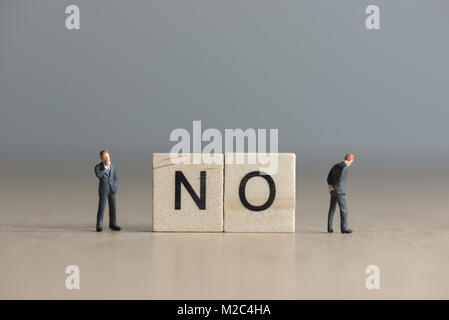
[
  {"left": 95, "top": 150, "right": 121, "bottom": 232},
  {"left": 326, "top": 153, "right": 354, "bottom": 234}
]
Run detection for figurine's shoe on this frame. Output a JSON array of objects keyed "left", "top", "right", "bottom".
[
  {"left": 96, "top": 227, "right": 103, "bottom": 232},
  {"left": 341, "top": 229, "right": 353, "bottom": 234},
  {"left": 109, "top": 225, "right": 121, "bottom": 231},
  {"left": 327, "top": 228, "right": 334, "bottom": 233}
]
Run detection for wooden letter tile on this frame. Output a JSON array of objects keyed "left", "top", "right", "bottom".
[
  {"left": 152, "top": 153, "right": 224, "bottom": 232},
  {"left": 224, "top": 153, "right": 295, "bottom": 232}
]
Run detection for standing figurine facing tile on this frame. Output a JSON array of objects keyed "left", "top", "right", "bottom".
[
  {"left": 95, "top": 149, "right": 121, "bottom": 232},
  {"left": 326, "top": 153, "right": 355, "bottom": 234}
]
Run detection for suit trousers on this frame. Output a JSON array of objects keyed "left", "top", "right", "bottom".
[
  {"left": 327, "top": 192, "right": 349, "bottom": 231},
  {"left": 96, "top": 191, "right": 117, "bottom": 228}
]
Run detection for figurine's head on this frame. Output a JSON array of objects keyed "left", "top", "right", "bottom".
[
  {"left": 344, "top": 153, "right": 355, "bottom": 167},
  {"left": 100, "top": 149, "right": 110, "bottom": 165}
]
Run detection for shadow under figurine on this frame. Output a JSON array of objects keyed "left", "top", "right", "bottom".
[{"left": 94, "top": 149, "right": 121, "bottom": 232}]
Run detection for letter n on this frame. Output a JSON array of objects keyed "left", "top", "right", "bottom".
[{"left": 175, "top": 171, "right": 206, "bottom": 210}]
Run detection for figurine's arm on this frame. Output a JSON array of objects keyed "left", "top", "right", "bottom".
[
  {"left": 113, "top": 167, "right": 118, "bottom": 185},
  {"left": 340, "top": 166, "right": 348, "bottom": 183},
  {"left": 327, "top": 169, "right": 333, "bottom": 192},
  {"left": 111, "top": 167, "right": 118, "bottom": 193},
  {"left": 95, "top": 164, "right": 106, "bottom": 179},
  {"left": 334, "top": 166, "right": 347, "bottom": 186}
]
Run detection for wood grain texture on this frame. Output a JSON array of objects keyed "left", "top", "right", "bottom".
[
  {"left": 153, "top": 153, "right": 223, "bottom": 232},
  {"left": 224, "top": 153, "right": 295, "bottom": 232}
]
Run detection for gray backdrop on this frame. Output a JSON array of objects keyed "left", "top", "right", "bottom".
[
  {"left": 1, "top": 0, "right": 448, "bottom": 164},
  {"left": 0, "top": 0, "right": 448, "bottom": 227}
]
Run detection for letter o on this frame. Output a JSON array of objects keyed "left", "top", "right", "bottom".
[{"left": 239, "top": 171, "right": 276, "bottom": 211}]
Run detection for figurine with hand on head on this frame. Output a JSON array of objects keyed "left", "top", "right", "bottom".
[
  {"left": 94, "top": 150, "right": 121, "bottom": 232},
  {"left": 326, "top": 153, "right": 355, "bottom": 234}
]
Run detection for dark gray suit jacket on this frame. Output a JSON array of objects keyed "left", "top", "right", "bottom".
[
  {"left": 327, "top": 161, "right": 348, "bottom": 194},
  {"left": 95, "top": 162, "right": 118, "bottom": 196}
]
